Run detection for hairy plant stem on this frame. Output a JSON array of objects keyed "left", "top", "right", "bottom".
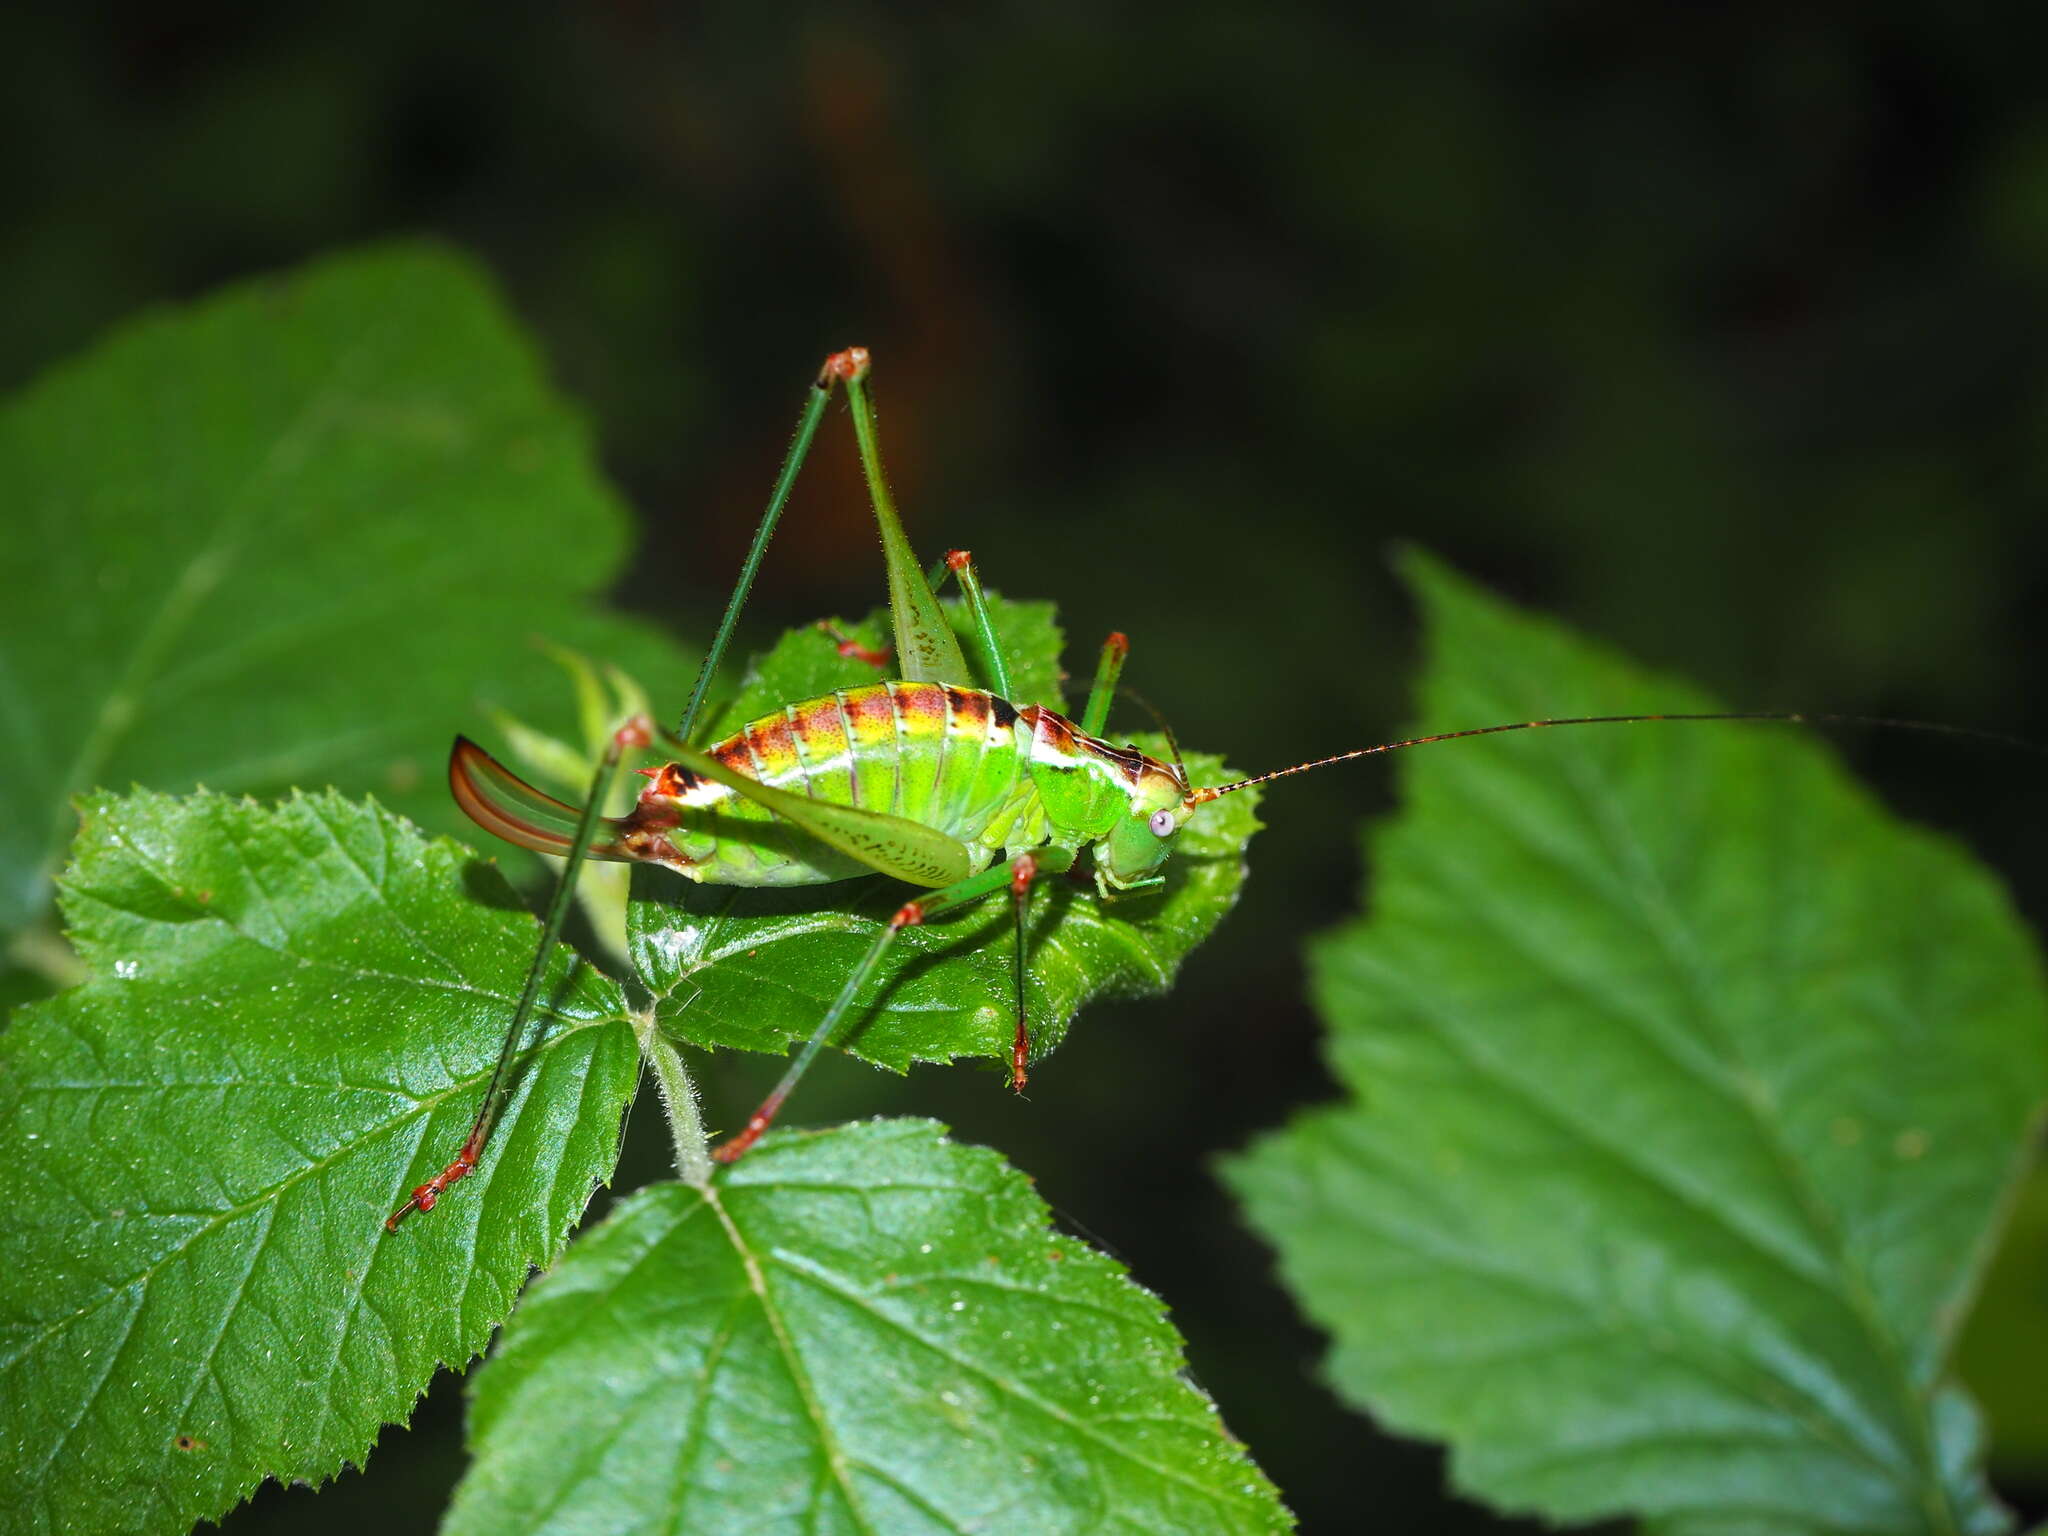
[{"left": 634, "top": 1007, "right": 713, "bottom": 1190}]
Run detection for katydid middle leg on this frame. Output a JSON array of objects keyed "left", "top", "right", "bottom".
[
  {"left": 713, "top": 845, "right": 1077, "bottom": 1163},
  {"left": 815, "top": 618, "right": 892, "bottom": 670},
  {"left": 814, "top": 545, "right": 995, "bottom": 673}
]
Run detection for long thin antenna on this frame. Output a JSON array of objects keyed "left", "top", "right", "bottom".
[{"left": 1186, "top": 711, "right": 2048, "bottom": 806}]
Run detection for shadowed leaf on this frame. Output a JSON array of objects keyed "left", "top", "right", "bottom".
[
  {"left": 1227, "top": 554, "right": 2048, "bottom": 1535},
  {"left": 0, "top": 243, "right": 692, "bottom": 942}
]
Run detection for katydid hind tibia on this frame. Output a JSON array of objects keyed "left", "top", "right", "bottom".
[{"left": 386, "top": 346, "right": 2022, "bottom": 1229}]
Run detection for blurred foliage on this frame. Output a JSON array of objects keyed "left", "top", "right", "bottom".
[
  {"left": 5, "top": 5, "right": 2047, "bottom": 1531},
  {"left": 0, "top": 245, "right": 689, "bottom": 939},
  {"left": 1232, "top": 557, "right": 2047, "bottom": 1533},
  {"left": 1960, "top": 1167, "right": 2048, "bottom": 1478}
]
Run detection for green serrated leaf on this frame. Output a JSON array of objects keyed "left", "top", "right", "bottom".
[
  {"left": 1225, "top": 553, "right": 2048, "bottom": 1536},
  {"left": 0, "top": 241, "right": 693, "bottom": 941},
  {"left": 0, "top": 789, "right": 640, "bottom": 1535},
  {"left": 631, "top": 601, "right": 1260, "bottom": 1078},
  {"left": 447, "top": 1118, "right": 1291, "bottom": 1535}
]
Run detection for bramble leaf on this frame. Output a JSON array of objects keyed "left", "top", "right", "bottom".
[
  {"left": 631, "top": 600, "right": 1260, "bottom": 1078},
  {"left": 0, "top": 242, "right": 691, "bottom": 942},
  {"left": 0, "top": 790, "right": 639, "bottom": 1535},
  {"left": 448, "top": 1119, "right": 1291, "bottom": 1535},
  {"left": 1227, "top": 555, "right": 2048, "bottom": 1535}
]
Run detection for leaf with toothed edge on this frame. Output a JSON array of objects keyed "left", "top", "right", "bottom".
[
  {"left": 630, "top": 599, "right": 1262, "bottom": 1083},
  {"left": 1226, "top": 553, "right": 2048, "bottom": 1535},
  {"left": 447, "top": 1118, "right": 1292, "bottom": 1536},
  {"left": 0, "top": 789, "right": 639, "bottom": 1536}
]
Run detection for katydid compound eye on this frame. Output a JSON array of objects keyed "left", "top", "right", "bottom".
[{"left": 1149, "top": 809, "right": 1175, "bottom": 837}]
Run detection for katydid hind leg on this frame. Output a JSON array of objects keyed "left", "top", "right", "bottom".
[
  {"left": 675, "top": 355, "right": 854, "bottom": 745},
  {"left": 399, "top": 348, "right": 896, "bottom": 1220},
  {"left": 837, "top": 353, "right": 974, "bottom": 686},
  {"left": 655, "top": 739, "right": 979, "bottom": 888},
  {"left": 411, "top": 349, "right": 1047, "bottom": 1219}
]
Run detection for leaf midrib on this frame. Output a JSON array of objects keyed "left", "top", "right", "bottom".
[{"left": 703, "top": 1182, "right": 881, "bottom": 1535}]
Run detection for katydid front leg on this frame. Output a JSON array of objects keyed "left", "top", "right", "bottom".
[{"left": 714, "top": 845, "right": 1077, "bottom": 1163}]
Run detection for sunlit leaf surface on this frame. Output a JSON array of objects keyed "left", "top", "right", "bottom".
[
  {"left": 0, "top": 790, "right": 638, "bottom": 1535},
  {"left": 449, "top": 1119, "right": 1291, "bottom": 1535}
]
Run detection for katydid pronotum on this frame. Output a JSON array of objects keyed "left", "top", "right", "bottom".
[{"left": 385, "top": 346, "right": 2012, "bottom": 1229}]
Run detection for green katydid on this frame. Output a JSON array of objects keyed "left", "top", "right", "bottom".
[{"left": 386, "top": 346, "right": 2012, "bottom": 1228}]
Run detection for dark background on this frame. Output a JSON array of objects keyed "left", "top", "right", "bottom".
[{"left": 9, "top": 5, "right": 2048, "bottom": 1531}]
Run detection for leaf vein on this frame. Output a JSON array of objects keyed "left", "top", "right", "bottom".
[{"left": 764, "top": 1247, "right": 1267, "bottom": 1515}]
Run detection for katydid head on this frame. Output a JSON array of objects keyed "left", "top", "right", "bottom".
[{"left": 1100, "top": 766, "right": 1196, "bottom": 891}]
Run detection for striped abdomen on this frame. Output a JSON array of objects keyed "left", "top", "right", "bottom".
[{"left": 617, "top": 681, "right": 1039, "bottom": 886}]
